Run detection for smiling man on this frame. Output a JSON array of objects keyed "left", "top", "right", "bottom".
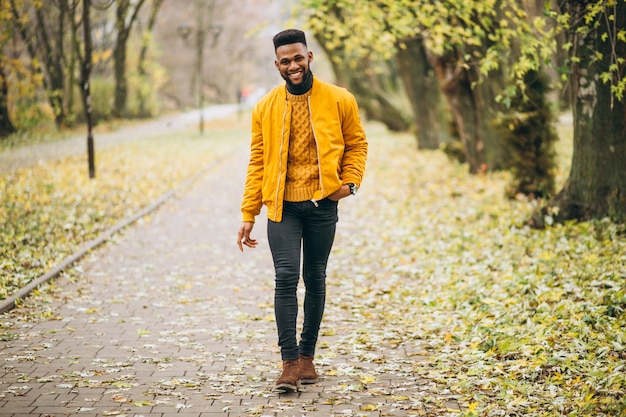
[{"left": 237, "top": 29, "right": 368, "bottom": 392}]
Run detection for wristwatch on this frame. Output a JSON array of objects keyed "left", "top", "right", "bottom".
[{"left": 347, "top": 183, "right": 358, "bottom": 196}]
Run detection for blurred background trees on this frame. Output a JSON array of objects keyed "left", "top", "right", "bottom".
[
  {"left": 0, "top": 0, "right": 286, "bottom": 131},
  {"left": 0, "top": 0, "right": 624, "bottom": 223}
]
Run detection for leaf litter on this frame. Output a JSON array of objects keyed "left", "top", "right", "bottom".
[{"left": 0, "top": 118, "right": 625, "bottom": 416}]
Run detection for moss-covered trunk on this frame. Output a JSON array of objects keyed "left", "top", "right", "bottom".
[{"left": 540, "top": 1, "right": 626, "bottom": 223}]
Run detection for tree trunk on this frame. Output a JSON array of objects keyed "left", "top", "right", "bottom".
[
  {"left": 113, "top": 1, "right": 130, "bottom": 118},
  {"left": 429, "top": 50, "right": 487, "bottom": 173},
  {"left": 0, "top": 64, "right": 16, "bottom": 137},
  {"left": 113, "top": 0, "right": 146, "bottom": 118},
  {"left": 113, "top": 33, "right": 128, "bottom": 117},
  {"left": 347, "top": 71, "right": 412, "bottom": 132},
  {"left": 136, "top": 0, "right": 164, "bottom": 118},
  {"left": 428, "top": 42, "right": 513, "bottom": 174},
  {"left": 498, "top": 70, "right": 558, "bottom": 199},
  {"left": 537, "top": 1, "right": 626, "bottom": 224},
  {"left": 80, "top": 0, "right": 95, "bottom": 178},
  {"left": 67, "top": 0, "right": 78, "bottom": 126},
  {"left": 35, "top": 4, "right": 68, "bottom": 129},
  {"left": 312, "top": 32, "right": 410, "bottom": 132},
  {"left": 396, "top": 36, "right": 442, "bottom": 149}
]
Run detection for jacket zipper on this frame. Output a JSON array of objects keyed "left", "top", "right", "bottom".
[
  {"left": 274, "top": 100, "right": 289, "bottom": 221},
  {"left": 308, "top": 96, "right": 322, "bottom": 207}
]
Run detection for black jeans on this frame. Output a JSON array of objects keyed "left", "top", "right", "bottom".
[{"left": 267, "top": 198, "right": 338, "bottom": 360}]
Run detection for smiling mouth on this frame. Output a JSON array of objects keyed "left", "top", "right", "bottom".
[{"left": 289, "top": 70, "right": 303, "bottom": 79}]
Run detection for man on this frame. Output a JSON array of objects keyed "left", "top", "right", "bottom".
[{"left": 237, "top": 29, "right": 367, "bottom": 392}]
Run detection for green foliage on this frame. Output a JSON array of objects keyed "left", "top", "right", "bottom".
[
  {"left": 0, "top": 121, "right": 63, "bottom": 153},
  {"left": 550, "top": 0, "right": 626, "bottom": 102},
  {"left": 300, "top": 0, "right": 626, "bottom": 103},
  {"left": 70, "top": 38, "right": 168, "bottom": 122},
  {"left": 301, "top": 0, "right": 554, "bottom": 85},
  {"left": 10, "top": 95, "right": 52, "bottom": 132},
  {"left": 2, "top": 57, "right": 52, "bottom": 132},
  {"left": 496, "top": 71, "right": 558, "bottom": 199},
  {"left": 127, "top": 70, "right": 162, "bottom": 118},
  {"left": 124, "top": 36, "right": 168, "bottom": 119},
  {"left": 80, "top": 76, "right": 115, "bottom": 124}
]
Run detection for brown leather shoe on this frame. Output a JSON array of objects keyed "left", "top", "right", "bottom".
[
  {"left": 275, "top": 359, "right": 300, "bottom": 392},
  {"left": 299, "top": 355, "right": 318, "bottom": 384}
]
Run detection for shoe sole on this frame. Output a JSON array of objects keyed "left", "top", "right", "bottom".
[
  {"left": 299, "top": 378, "right": 318, "bottom": 384},
  {"left": 274, "top": 382, "right": 299, "bottom": 393}
]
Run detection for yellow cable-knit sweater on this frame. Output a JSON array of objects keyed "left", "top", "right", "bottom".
[{"left": 284, "top": 91, "right": 319, "bottom": 202}]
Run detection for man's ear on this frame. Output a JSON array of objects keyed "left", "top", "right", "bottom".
[
  {"left": 274, "top": 60, "right": 279, "bottom": 70},
  {"left": 308, "top": 51, "right": 313, "bottom": 63}
]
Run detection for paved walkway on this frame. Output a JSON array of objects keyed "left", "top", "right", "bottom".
[{"left": 0, "top": 124, "right": 461, "bottom": 416}]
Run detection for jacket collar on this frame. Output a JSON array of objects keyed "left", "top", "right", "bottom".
[{"left": 282, "top": 74, "right": 320, "bottom": 98}]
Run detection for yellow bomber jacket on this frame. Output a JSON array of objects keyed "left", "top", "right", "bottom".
[{"left": 241, "top": 76, "right": 368, "bottom": 223}]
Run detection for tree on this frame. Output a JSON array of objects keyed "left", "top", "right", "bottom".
[
  {"left": 301, "top": 0, "right": 556, "bottom": 173},
  {"left": 113, "top": 0, "right": 147, "bottom": 118},
  {"left": 0, "top": 63, "right": 16, "bottom": 137},
  {"left": 79, "top": 0, "right": 95, "bottom": 178},
  {"left": 426, "top": 44, "right": 491, "bottom": 173},
  {"left": 534, "top": 0, "right": 626, "bottom": 224},
  {"left": 9, "top": 0, "right": 73, "bottom": 129},
  {"left": 498, "top": 70, "right": 558, "bottom": 199},
  {"left": 301, "top": 0, "right": 569, "bottom": 204},
  {"left": 307, "top": 3, "right": 411, "bottom": 133},
  {"left": 135, "top": 0, "right": 164, "bottom": 118},
  {"left": 303, "top": 0, "right": 625, "bottom": 222},
  {"left": 0, "top": 4, "right": 17, "bottom": 137},
  {"left": 395, "top": 35, "right": 443, "bottom": 150},
  {"left": 389, "top": 0, "right": 552, "bottom": 174}
]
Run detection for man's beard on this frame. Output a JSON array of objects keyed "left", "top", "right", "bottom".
[{"left": 283, "top": 68, "right": 313, "bottom": 95}]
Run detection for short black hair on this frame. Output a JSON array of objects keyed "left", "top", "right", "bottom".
[{"left": 273, "top": 29, "right": 307, "bottom": 50}]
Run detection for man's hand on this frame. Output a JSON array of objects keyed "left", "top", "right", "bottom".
[
  {"left": 238, "top": 222, "right": 258, "bottom": 252},
  {"left": 327, "top": 184, "right": 351, "bottom": 201}
]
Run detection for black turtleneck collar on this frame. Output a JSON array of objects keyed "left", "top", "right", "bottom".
[{"left": 286, "top": 71, "right": 313, "bottom": 95}]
